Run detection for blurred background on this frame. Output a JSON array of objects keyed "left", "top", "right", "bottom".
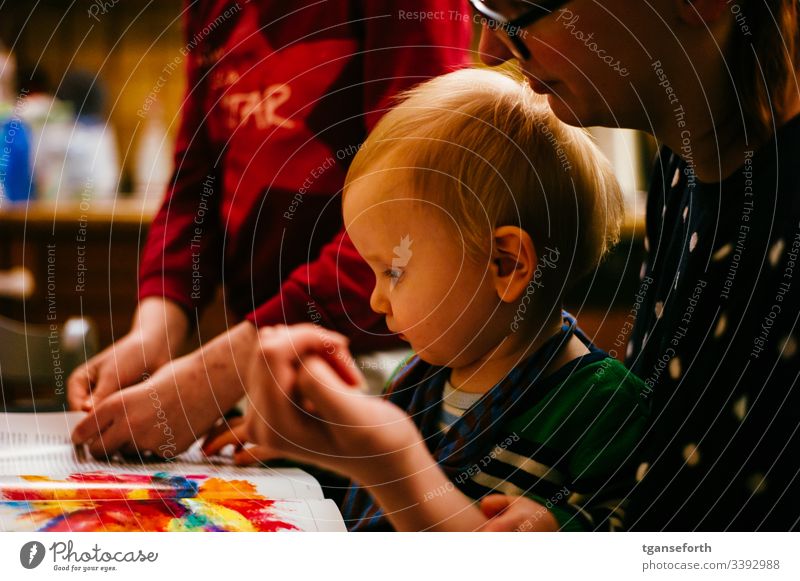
[{"left": 0, "top": 1, "right": 185, "bottom": 202}]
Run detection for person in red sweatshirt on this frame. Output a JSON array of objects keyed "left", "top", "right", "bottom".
[{"left": 68, "top": 0, "right": 471, "bottom": 457}]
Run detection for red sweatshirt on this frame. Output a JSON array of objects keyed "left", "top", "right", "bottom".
[{"left": 139, "top": 0, "right": 471, "bottom": 352}]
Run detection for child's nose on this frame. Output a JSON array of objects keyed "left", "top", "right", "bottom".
[
  {"left": 369, "top": 285, "right": 390, "bottom": 315},
  {"left": 477, "top": 23, "right": 516, "bottom": 67}
]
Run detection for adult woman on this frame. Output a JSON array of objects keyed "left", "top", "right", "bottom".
[{"left": 472, "top": 0, "right": 800, "bottom": 530}]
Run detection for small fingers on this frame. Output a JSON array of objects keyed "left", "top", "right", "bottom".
[
  {"left": 481, "top": 497, "right": 557, "bottom": 532},
  {"left": 294, "top": 355, "right": 361, "bottom": 424},
  {"left": 202, "top": 424, "right": 247, "bottom": 457},
  {"left": 258, "top": 325, "right": 350, "bottom": 368},
  {"left": 232, "top": 445, "right": 279, "bottom": 466},
  {"left": 479, "top": 494, "right": 511, "bottom": 520}
]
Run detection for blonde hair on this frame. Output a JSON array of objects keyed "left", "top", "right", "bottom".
[{"left": 344, "top": 68, "right": 624, "bottom": 297}]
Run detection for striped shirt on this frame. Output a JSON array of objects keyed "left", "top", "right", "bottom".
[
  {"left": 341, "top": 340, "right": 649, "bottom": 531},
  {"left": 439, "top": 381, "right": 483, "bottom": 434},
  {"left": 448, "top": 357, "right": 648, "bottom": 531}
]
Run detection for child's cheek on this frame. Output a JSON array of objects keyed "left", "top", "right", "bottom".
[{"left": 395, "top": 300, "right": 434, "bottom": 344}]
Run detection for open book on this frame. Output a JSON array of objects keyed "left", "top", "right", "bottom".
[{"left": 0, "top": 412, "right": 346, "bottom": 532}]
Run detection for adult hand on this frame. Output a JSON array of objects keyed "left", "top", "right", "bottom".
[
  {"left": 67, "top": 298, "right": 189, "bottom": 412},
  {"left": 71, "top": 321, "right": 258, "bottom": 459}
]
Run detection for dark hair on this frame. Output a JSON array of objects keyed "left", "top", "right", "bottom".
[
  {"left": 56, "top": 70, "right": 106, "bottom": 118},
  {"left": 735, "top": 0, "right": 799, "bottom": 142}
]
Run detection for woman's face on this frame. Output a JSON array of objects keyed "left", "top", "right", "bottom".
[{"left": 477, "top": 0, "right": 680, "bottom": 130}]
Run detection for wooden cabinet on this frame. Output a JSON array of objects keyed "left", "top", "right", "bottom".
[{"left": 0, "top": 199, "right": 229, "bottom": 352}]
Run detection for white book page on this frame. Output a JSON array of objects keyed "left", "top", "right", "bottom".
[
  {"left": 0, "top": 412, "right": 325, "bottom": 501},
  {"left": 304, "top": 498, "right": 350, "bottom": 532},
  {"left": 0, "top": 410, "right": 83, "bottom": 446}
]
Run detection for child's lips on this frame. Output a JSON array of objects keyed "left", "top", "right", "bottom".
[{"left": 386, "top": 321, "right": 409, "bottom": 342}]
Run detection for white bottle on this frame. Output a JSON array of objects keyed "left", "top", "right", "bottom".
[{"left": 134, "top": 101, "right": 172, "bottom": 202}]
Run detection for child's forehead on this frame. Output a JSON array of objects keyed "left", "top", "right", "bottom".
[
  {"left": 344, "top": 177, "right": 420, "bottom": 215},
  {"left": 344, "top": 183, "right": 461, "bottom": 241}
]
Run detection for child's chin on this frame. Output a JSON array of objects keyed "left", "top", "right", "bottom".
[{"left": 413, "top": 347, "right": 456, "bottom": 368}]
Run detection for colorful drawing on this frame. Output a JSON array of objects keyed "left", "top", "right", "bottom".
[{"left": 0, "top": 472, "right": 299, "bottom": 532}]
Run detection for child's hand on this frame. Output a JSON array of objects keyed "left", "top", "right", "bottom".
[
  {"left": 201, "top": 416, "right": 278, "bottom": 466},
  {"left": 294, "top": 355, "right": 423, "bottom": 477},
  {"left": 241, "top": 324, "right": 421, "bottom": 484},
  {"left": 242, "top": 325, "right": 518, "bottom": 531},
  {"left": 479, "top": 494, "right": 559, "bottom": 532}
]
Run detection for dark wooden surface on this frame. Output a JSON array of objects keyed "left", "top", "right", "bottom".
[{"left": 0, "top": 200, "right": 230, "bottom": 354}]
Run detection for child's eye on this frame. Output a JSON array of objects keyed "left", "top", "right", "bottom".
[{"left": 383, "top": 268, "right": 403, "bottom": 280}]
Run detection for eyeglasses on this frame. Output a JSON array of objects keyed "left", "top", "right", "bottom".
[{"left": 469, "top": 0, "right": 569, "bottom": 61}]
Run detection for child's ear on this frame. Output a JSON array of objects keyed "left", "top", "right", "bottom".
[
  {"left": 675, "top": 0, "right": 728, "bottom": 26},
  {"left": 491, "top": 226, "right": 537, "bottom": 303}
]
